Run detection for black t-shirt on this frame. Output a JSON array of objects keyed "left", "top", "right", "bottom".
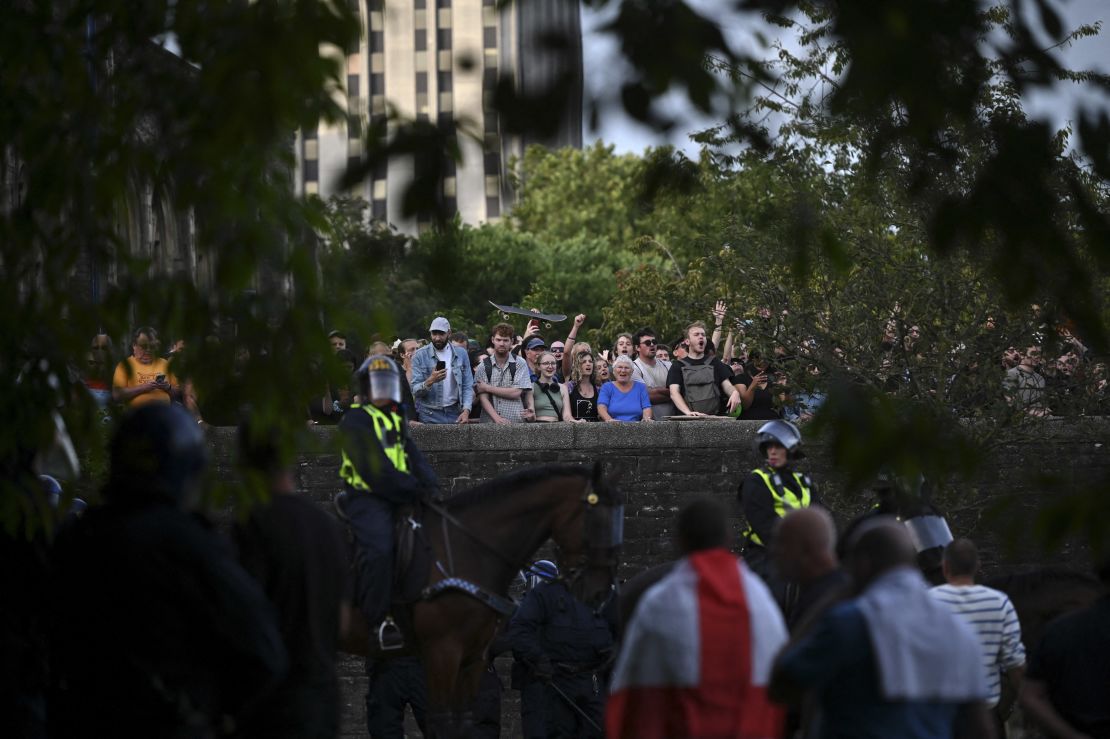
[
  {"left": 1027, "top": 596, "right": 1110, "bottom": 737},
  {"left": 233, "top": 494, "right": 350, "bottom": 737},
  {"left": 731, "top": 371, "right": 781, "bottom": 420},
  {"left": 665, "top": 355, "right": 733, "bottom": 413},
  {"left": 568, "top": 382, "right": 599, "bottom": 421}
]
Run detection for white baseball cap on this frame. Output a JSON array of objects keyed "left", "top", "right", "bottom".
[{"left": 429, "top": 316, "right": 451, "bottom": 333}]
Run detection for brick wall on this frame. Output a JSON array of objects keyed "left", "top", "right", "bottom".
[{"left": 206, "top": 417, "right": 1110, "bottom": 737}]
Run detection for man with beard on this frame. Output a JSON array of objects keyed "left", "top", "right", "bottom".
[
  {"left": 666, "top": 321, "right": 739, "bottom": 416},
  {"left": 475, "top": 322, "right": 535, "bottom": 424},
  {"left": 410, "top": 316, "right": 474, "bottom": 424}
]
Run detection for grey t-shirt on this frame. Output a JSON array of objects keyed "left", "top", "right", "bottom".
[{"left": 633, "top": 357, "right": 677, "bottom": 418}]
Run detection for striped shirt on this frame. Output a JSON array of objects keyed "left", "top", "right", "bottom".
[{"left": 929, "top": 584, "right": 1026, "bottom": 707}]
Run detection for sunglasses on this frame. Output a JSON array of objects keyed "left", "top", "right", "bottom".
[
  {"left": 639, "top": 339, "right": 656, "bottom": 346},
  {"left": 551, "top": 346, "right": 565, "bottom": 352}
]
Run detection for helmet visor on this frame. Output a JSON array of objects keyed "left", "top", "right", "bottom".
[{"left": 368, "top": 372, "right": 402, "bottom": 404}]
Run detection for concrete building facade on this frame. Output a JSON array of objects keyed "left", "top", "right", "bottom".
[{"left": 294, "top": 0, "right": 583, "bottom": 233}]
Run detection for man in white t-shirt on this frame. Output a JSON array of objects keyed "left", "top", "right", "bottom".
[
  {"left": 411, "top": 316, "right": 474, "bottom": 424},
  {"left": 631, "top": 327, "right": 677, "bottom": 419}
]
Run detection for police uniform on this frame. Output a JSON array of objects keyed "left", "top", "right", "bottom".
[
  {"left": 739, "top": 464, "right": 821, "bottom": 613},
  {"left": 338, "top": 401, "right": 438, "bottom": 626},
  {"left": 509, "top": 580, "right": 616, "bottom": 739}
]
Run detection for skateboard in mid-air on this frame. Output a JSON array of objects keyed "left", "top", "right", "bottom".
[{"left": 488, "top": 301, "right": 567, "bottom": 323}]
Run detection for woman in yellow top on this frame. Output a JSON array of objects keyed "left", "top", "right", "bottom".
[{"left": 112, "top": 327, "right": 178, "bottom": 408}]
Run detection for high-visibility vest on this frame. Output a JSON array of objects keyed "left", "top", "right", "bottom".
[
  {"left": 339, "top": 404, "right": 410, "bottom": 492},
  {"left": 744, "top": 467, "right": 812, "bottom": 547}
]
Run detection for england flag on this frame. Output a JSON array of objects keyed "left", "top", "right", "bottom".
[{"left": 607, "top": 549, "right": 788, "bottom": 739}]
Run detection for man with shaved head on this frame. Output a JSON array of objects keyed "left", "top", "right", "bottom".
[
  {"left": 772, "top": 518, "right": 994, "bottom": 739},
  {"left": 774, "top": 508, "right": 849, "bottom": 633}
]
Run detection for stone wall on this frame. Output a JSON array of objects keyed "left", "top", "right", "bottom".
[{"left": 206, "top": 417, "right": 1110, "bottom": 737}]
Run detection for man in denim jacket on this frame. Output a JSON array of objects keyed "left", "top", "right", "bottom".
[{"left": 411, "top": 316, "right": 475, "bottom": 424}]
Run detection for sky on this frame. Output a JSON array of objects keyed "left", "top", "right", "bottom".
[{"left": 582, "top": 0, "right": 1110, "bottom": 155}]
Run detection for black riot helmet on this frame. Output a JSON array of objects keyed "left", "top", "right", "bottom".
[
  {"left": 753, "top": 419, "right": 805, "bottom": 460},
  {"left": 106, "top": 404, "right": 209, "bottom": 507},
  {"left": 356, "top": 354, "right": 403, "bottom": 406}
]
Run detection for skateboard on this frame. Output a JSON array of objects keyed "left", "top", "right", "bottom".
[{"left": 488, "top": 301, "right": 567, "bottom": 323}]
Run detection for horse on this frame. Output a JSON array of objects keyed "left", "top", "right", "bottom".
[{"left": 353, "top": 462, "right": 623, "bottom": 738}]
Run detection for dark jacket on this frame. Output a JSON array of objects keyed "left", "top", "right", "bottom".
[
  {"left": 49, "top": 500, "right": 288, "bottom": 738},
  {"left": 509, "top": 581, "right": 616, "bottom": 674},
  {"left": 338, "top": 403, "right": 438, "bottom": 504}
]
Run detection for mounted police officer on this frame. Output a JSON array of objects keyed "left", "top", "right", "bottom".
[
  {"left": 509, "top": 560, "right": 617, "bottom": 739},
  {"left": 739, "top": 419, "right": 824, "bottom": 615},
  {"left": 48, "top": 404, "right": 288, "bottom": 738},
  {"left": 336, "top": 354, "right": 439, "bottom": 651}
]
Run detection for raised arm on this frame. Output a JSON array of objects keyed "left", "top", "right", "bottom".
[{"left": 563, "top": 314, "right": 585, "bottom": 377}]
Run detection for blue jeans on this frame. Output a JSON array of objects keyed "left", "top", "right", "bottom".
[{"left": 416, "top": 401, "right": 463, "bottom": 424}]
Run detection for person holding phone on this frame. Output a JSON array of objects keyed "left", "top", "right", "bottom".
[
  {"left": 410, "top": 317, "right": 475, "bottom": 424},
  {"left": 728, "top": 352, "right": 781, "bottom": 420},
  {"left": 112, "top": 327, "right": 179, "bottom": 408}
]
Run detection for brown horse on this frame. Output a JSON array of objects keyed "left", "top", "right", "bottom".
[{"left": 381, "top": 462, "right": 622, "bottom": 737}]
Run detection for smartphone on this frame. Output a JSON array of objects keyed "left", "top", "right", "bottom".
[
  {"left": 527, "top": 318, "right": 541, "bottom": 334},
  {"left": 155, "top": 374, "right": 166, "bottom": 384},
  {"left": 435, "top": 360, "right": 446, "bottom": 372}
]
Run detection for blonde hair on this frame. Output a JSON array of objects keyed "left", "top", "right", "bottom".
[{"left": 570, "top": 347, "right": 597, "bottom": 386}]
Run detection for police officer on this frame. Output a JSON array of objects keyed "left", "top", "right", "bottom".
[
  {"left": 739, "top": 419, "right": 823, "bottom": 614},
  {"left": 336, "top": 354, "right": 438, "bottom": 650},
  {"left": 510, "top": 560, "right": 559, "bottom": 739},
  {"left": 48, "top": 404, "right": 288, "bottom": 738},
  {"left": 509, "top": 561, "right": 616, "bottom": 739}
]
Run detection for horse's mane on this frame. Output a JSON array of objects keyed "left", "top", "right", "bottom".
[
  {"left": 985, "top": 567, "right": 1103, "bottom": 599},
  {"left": 446, "top": 464, "right": 592, "bottom": 511}
]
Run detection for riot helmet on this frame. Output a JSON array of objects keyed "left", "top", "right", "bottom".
[
  {"left": 357, "top": 354, "right": 403, "bottom": 406},
  {"left": 106, "top": 404, "right": 209, "bottom": 507},
  {"left": 753, "top": 419, "right": 804, "bottom": 460},
  {"left": 523, "top": 559, "right": 558, "bottom": 590}
]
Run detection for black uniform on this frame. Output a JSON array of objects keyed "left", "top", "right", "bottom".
[
  {"left": 739, "top": 465, "right": 821, "bottom": 615},
  {"left": 49, "top": 500, "right": 288, "bottom": 738},
  {"left": 509, "top": 580, "right": 616, "bottom": 739},
  {"left": 233, "top": 493, "right": 350, "bottom": 739}
]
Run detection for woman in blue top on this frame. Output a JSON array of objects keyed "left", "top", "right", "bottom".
[{"left": 599, "top": 356, "right": 653, "bottom": 422}]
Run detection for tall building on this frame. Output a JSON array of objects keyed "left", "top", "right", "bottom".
[{"left": 294, "top": 0, "right": 583, "bottom": 233}]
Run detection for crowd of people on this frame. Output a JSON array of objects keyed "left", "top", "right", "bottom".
[
  {"left": 19, "top": 307, "right": 1104, "bottom": 739},
  {"left": 83, "top": 298, "right": 1109, "bottom": 431}
]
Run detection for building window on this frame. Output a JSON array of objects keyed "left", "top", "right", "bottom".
[
  {"left": 443, "top": 197, "right": 457, "bottom": 215},
  {"left": 486, "top": 196, "right": 500, "bottom": 218},
  {"left": 304, "top": 159, "right": 319, "bottom": 181},
  {"left": 437, "top": 71, "right": 453, "bottom": 92},
  {"left": 348, "top": 114, "right": 362, "bottom": 139},
  {"left": 415, "top": 29, "right": 427, "bottom": 51},
  {"left": 371, "top": 73, "right": 385, "bottom": 95},
  {"left": 483, "top": 26, "right": 496, "bottom": 49},
  {"left": 304, "top": 127, "right": 318, "bottom": 141},
  {"left": 370, "top": 30, "right": 384, "bottom": 52},
  {"left": 372, "top": 200, "right": 387, "bottom": 219},
  {"left": 415, "top": 0, "right": 426, "bottom": 8},
  {"left": 484, "top": 152, "right": 500, "bottom": 173},
  {"left": 437, "top": 29, "right": 452, "bottom": 50},
  {"left": 437, "top": 0, "right": 451, "bottom": 8},
  {"left": 416, "top": 73, "right": 428, "bottom": 93},
  {"left": 348, "top": 74, "right": 360, "bottom": 99}
]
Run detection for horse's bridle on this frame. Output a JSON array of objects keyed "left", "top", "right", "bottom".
[{"left": 559, "top": 481, "right": 624, "bottom": 611}]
